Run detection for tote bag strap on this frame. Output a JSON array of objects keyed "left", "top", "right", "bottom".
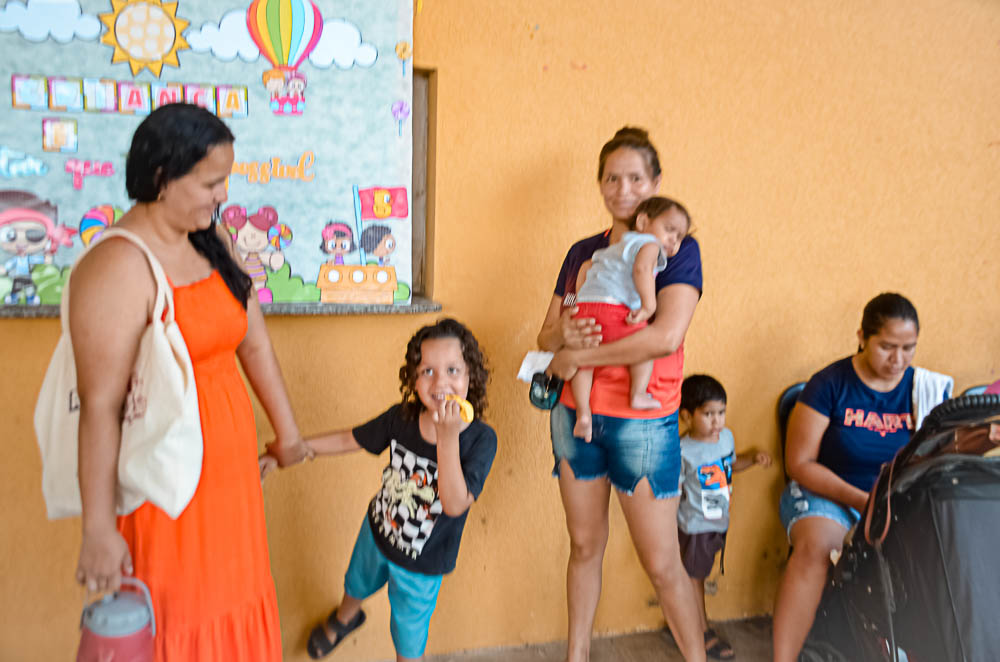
[{"left": 97, "top": 228, "right": 175, "bottom": 325}]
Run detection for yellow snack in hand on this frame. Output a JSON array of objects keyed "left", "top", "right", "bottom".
[{"left": 445, "top": 394, "right": 475, "bottom": 422}]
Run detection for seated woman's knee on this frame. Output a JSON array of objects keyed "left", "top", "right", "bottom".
[{"left": 791, "top": 529, "right": 843, "bottom": 566}]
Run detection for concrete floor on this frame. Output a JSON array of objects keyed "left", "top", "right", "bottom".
[{"left": 423, "top": 618, "right": 773, "bottom": 662}]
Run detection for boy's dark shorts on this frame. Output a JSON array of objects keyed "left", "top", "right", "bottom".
[{"left": 678, "top": 529, "right": 727, "bottom": 579}]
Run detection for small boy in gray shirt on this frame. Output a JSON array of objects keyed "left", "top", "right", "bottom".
[{"left": 678, "top": 374, "right": 771, "bottom": 660}]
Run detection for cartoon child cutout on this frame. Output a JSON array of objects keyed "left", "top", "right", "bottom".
[
  {"left": 0, "top": 190, "right": 75, "bottom": 305},
  {"left": 263, "top": 69, "right": 286, "bottom": 113},
  {"left": 221, "top": 204, "right": 285, "bottom": 303},
  {"left": 320, "top": 222, "right": 356, "bottom": 266},
  {"left": 285, "top": 71, "right": 306, "bottom": 115},
  {"left": 360, "top": 224, "right": 396, "bottom": 266}
]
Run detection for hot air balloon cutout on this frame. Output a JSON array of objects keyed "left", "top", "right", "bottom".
[
  {"left": 246, "top": 0, "right": 324, "bottom": 116},
  {"left": 395, "top": 41, "right": 412, "bottom": 77},
  {"left": 79, "top": 205, "right": 124, "bottom": 247},
  {"left": 391, "top": 100, "right": 410, "bottom": 137}
]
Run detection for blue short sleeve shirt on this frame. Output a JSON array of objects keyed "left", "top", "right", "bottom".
[{"left": 798, "top": 357, "right": 914, "bottom": 491}]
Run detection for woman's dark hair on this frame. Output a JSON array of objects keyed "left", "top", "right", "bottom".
[
  {"left": 399, "top": 318, "right": 489, "bottom": 420},
  {"left": 597, "top": 126, "right": 662, "bottom": 181},
  {"left": 125, "top": 103, "right": 251, "bottom": 307},
  {"left": 628, "top": 196, "right": 691, "bottom": 232},
  {"left": 860, "top": 292, "right": 920, "bottom": 341},
  {"left": 680, "top": 374, "right": 727, "bottom": 413}
]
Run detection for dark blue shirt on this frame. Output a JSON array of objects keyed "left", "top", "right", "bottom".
[{"left": 799, "top": 356, "right": 914, "bottom": 491}]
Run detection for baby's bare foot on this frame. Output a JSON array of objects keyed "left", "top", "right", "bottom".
[
  {"left": 573, "top": 416, "right": 593, "bottom": 443},
  {"left": 630, "top": 394, "right": 662, "bottom": 410}
]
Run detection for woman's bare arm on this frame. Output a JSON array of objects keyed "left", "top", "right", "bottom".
[
  {"left": 785, "top": 402, "right": 869, "bottom": 511},
  {"left": 71, "top": 239, "right": 154, "bottom": 591},
  {"left": 239, "top": 293, "right": 311, "bottom": 466}
]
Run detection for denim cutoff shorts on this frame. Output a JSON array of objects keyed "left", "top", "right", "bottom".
[
  {"left": 550, "top": 403, "right": 681, "bottom": 498},
  {"left": 779, "top": 480, "right": 861, "bottom": 543}
]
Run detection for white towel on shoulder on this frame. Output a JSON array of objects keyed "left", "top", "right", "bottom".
[{"left": 912, "top": 366, "right": 954, "bottom": 430}]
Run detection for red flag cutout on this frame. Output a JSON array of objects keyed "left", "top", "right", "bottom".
[{"left": 358, "top": 187, "right": 408, "bottom": 220}]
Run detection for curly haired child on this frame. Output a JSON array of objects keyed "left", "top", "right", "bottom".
[{"left": 283, "top": 318, "right": 497, "bottom": 661}]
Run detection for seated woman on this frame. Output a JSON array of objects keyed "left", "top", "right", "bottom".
[{"left": 772, "top": 292, "right": 951, "bottom": 662}]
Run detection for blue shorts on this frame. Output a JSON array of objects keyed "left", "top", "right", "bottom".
[
  {"left": 778, "top": 481, "right": 862, "bottom": 542},
  {"left": 550, "top": 403, "right": 681, "bottom": 499},
  {"left": 344, "top": 518, "right": 443, "bottom": 659}
]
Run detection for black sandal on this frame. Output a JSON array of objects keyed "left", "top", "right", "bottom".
[
  {"left": 306, "top": 608, "right": 366, "bottom": 659},
  {"left": 704, "top": 627, "right": 735, "bottom": 660}
]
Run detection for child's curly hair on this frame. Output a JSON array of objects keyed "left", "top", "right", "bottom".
[{"left": 399, "top": 318, "right": 489, "bottom": 420}]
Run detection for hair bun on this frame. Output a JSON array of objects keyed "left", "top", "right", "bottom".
[{"left": 614, "top": 126, "right": 649, "bottom": 141}]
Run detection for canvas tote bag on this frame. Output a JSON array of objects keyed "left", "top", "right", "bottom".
[{"left": 34, "top": 227, "right": 202, "bottom": 520}]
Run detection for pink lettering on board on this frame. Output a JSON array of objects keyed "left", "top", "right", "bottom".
[
  {"left": 117, "top": 82, "right": 150, "bottom": 115},
  {"left": 151, "top": 83, "right": 183, "bottom": 109},
  {"left": 65, "top": 159, "right": 115, "bottom": 190},
  {"left": 185, "top": 85, "right": 215, "bottom": 112},
  {"left": 14, "top": 75, "right": 246, "bottom": 119}
]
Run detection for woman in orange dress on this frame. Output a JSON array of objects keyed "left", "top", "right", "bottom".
[{"left": 71, "top": 103, "right": 311, "bottom": 660}]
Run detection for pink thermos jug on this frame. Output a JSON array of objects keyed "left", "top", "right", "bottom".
[{"left": 77, "top": 577, "right": 155, "bottom": 662}]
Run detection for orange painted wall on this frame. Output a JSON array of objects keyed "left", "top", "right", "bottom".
[{"left": 3, "top": 1, "right": 999, "bottom": 659}]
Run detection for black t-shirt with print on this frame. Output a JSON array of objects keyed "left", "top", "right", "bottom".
[{"left": 353, "top": 404, "right": 497, "bottom": 576}]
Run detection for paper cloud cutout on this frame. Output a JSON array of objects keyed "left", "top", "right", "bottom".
[
  {"left": 185, "top": 8, "right": 376, "bottom": 70},
  {"left": 0, "top": 0, "right": 100, "bottom": 43},
  {"left": 309, "top": 19, "right": 377, "bottom": 69},
  {"left": 186, "top": 9, "right": 260, "bottom": 62}
]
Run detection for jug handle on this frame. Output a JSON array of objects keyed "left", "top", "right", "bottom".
[
  {"left": 120, "top": 577, "right": 156, "bottom": 637},
  {"left": 80, "top": 576, "right": 157, "bottom": 637}
]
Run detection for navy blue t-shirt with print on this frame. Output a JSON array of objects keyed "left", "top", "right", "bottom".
[
  {"left": 353, "top": 404, "right": 497, "bottom": 576},
  {"left": 798, "top": 356, "right": 914, "bottom": 491},
  {"left": 554, "top": 231, "right": 703, "bottom": 306}
]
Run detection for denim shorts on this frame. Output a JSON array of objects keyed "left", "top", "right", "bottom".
[
  {"left": 778, "top": 481, "right": 861, "bottom": 542},
  {"left": 550, "top": 403, "right": 681, "bottom": 498},
  {"left": 344, "top": 518, "right": 443, "bottom": 659}
]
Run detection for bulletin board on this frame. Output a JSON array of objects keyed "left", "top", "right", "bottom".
[{"left": 0, "top": 0, "right": 414, "bottom": 312}]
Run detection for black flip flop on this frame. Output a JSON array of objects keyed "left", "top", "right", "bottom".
[
  {"left": 704, "top": 627, "right": 735, "bottom": 660},
  {"left": 306, "top": 608, "right": 367, "bottom": 659}
]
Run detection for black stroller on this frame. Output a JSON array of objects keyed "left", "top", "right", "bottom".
[{"left": 800, "top": 393, "right": 1000, "bottom": 662}]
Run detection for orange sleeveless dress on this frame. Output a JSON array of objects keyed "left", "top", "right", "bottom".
[{"left": 118, "top": 271, "right": 282, "bottom": 661}]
